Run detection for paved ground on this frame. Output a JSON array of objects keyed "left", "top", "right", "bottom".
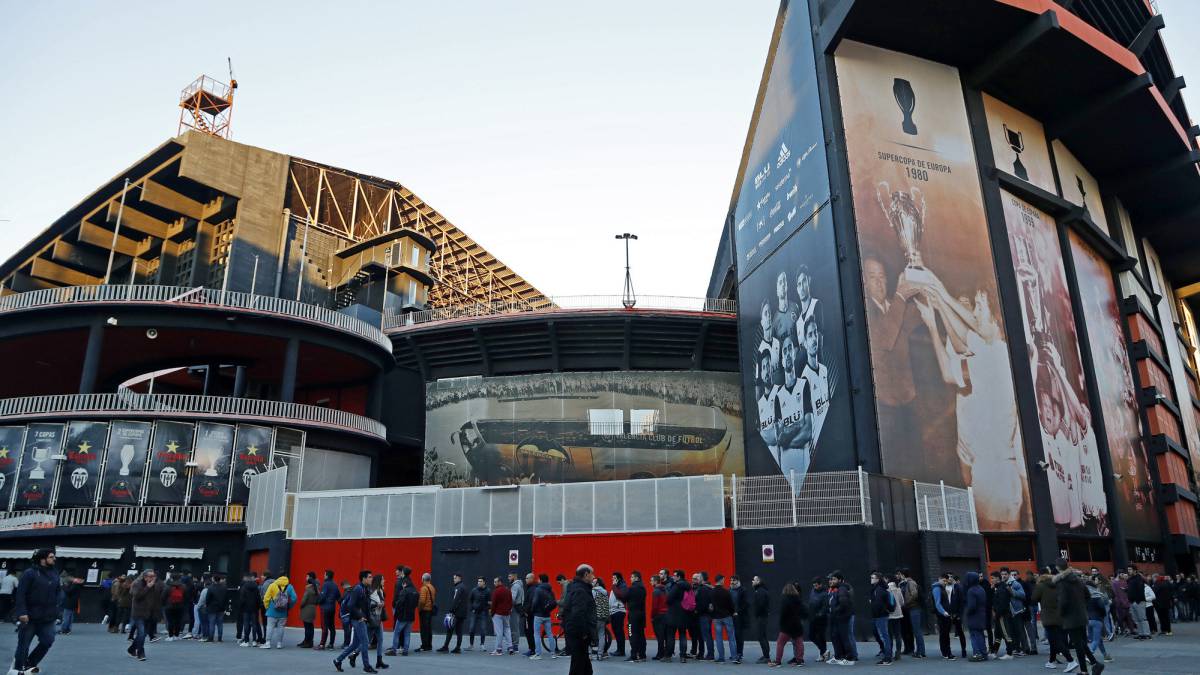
[{"left": 3, "top": 621, "right": 1199, "bottom": 674}]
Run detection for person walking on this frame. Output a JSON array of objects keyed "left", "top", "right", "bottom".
[
  {"left": 625, "top": 571, "right": 648, "bottom": 662},
  {"left": 127, "top": 569, "right": 162, "bottom": 662},
  {"left": 664, "top": 570, "right": 691, "bottom": 662},
  {"left": 115, "top": 573, "right": 132, "bottom": 634},
  {"left": 868, "top": 571, "right": 894, "bottom": 666},
  {"left": 1086, "top": 578, "right": 1112, "bottom": 664},
  {"left": 416, "top": 572, "right": 436, "bottom": 652},
  {"left": 508, "top": 572, "right": 526, "bottom": 656},
  {"left": 0, "top": 567, "right": 17, "bottom": 624},
  {"left": 437, "top": 572, "right": 468, "bottom": 653},
  {"left": 1034, "top": 566, "right": 1073, "bottom": 670},
  {"left": 317, "top": 570, "right": 341, "bottom": 650},
  {"left": 609, "top": 572, "right": 628, "bottom": 658},
  {"left": 365, "top": 575, "right": 388, "bottom": 670},
  {"left": 387, "top": 571, "right": 417, "bottom": 656},
  {"left": 963, "top": 572, "right": 987, "bottom": 662},
  {"left": 562, "top": 564, "right": 598, "bottom": 675},
  {"left": 1056, "top": 561, "right": 1105, "bottom": 675},
  {"left": 711, "top": 574, "right": 737, "bottom": 663},
  {"left": 467, "top": 576, "right": 490, "bottom": 652},
  {"left": 299, "top": 572, "right": 319, "bottom": 648},
  {"left": 529, "top": 573, "right": 557, "bottom": 660},
  {"left": 262, "top": 575, "right": 297, "bottom": 650},
  {"left": 490, "top": 575, "right": 513, "bottom": 656},
  {"left": 769, "top": 582, "right": 806, "bottom": 668},
  {"left": 13, "top": 549, "right": 60, "bottom": 673},
  {"left": 334, "top": 570, "right": 376, "bottom": 673}
]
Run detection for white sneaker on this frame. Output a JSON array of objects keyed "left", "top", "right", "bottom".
[
  {"left": 1063, "top": 661, "right": 1079, "bottom": 673},
  {"left": 999, "top": 654, "right": 1013, "bottom": 660},
  {"left": 259, "top": 644, "right": 272, "bottom": 649},
  {"left": 1044, "top": 663, "right": 1058, "bottom": 669},
  {"left": 827, "top": 658, "right": 844, "bottom": 665}
]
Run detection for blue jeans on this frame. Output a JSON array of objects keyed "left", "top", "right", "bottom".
[
  {"left": 59, "top": 608, "right": 75, "bottom": 633},
  {"left": 969, "top": 629, "right": 986, "bottom": 657},
  {"left": 873, "top": 618, "right": 891, "bottom": 660},
  {"left": 209, "top": 611, "right": 223, "bottom": 640},
  {"left": 337, "top": 619, "right": 368, "bottom": 664},
  {"left": 14, "top": 619, "right": 56, "bottom": 669},
  {"left": 130, "top": 618, "right": 148, "bottom": 657},
  {"left": 699, "top": 615, "right": 714, "bottom": 657},
  {"left": 909, "top": 608, "right": 926, "bottom": 656},
  {"left": 392, "top": 620, "right": 412, "bottom": 652},
  {"left": 1087, "top": 619, "right": 1108, "bottom": 657},
  {"left": 197, "top": 606, "right": 210, "bottom": 638},
  {"left": 849, "top": 616, "right": 858, "bottom": 659},
  {"left": 713, "top": 616, "right": 736, "bottom": 661},
  {"left": 534, "top": 615, "right": 553, "bottom": 656}
]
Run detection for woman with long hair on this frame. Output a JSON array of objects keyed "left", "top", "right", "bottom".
[
  {"left": 770, "top": 582, "right": 806, "bottom": 667},
  {"left": 366, "top": 575, "right": 389, "bottom": 670}
]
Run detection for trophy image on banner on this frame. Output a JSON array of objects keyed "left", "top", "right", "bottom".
[
  {"left": 1013, "top": 234, "right": 1049, "bottom": 345},
  {"left": 118, "top": 443, "right": 135, "bottom": 476},
  {"left": 28, "top": 445, "right": 49, "bottom": 480},
  {"left": 876, "top": 182, "right": 931, "bottom": 286},
  {"left": 1003, "top": 123, "right": 1028, "bottom": 181},
  {"left": 203, "top": 446, "right": 221, "bottom": 477},
  {"left": 893, "top": 77, "right": 918, "bottom": 135},
  {"left": 1075, "top": 176, "right": 1090, "bottom": 218}
]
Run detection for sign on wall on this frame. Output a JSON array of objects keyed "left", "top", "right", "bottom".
[
  {"left": 229, "top": 424, "right": 273, "bottom": 504},
  {"left": 981, "top": 94, "right": 1056, "bottom": 194},
  {"left": 101, "top": 421, "right": 153, "bottom": 505},
  {"left": 14, "top": 423, "right": 65, "bottom": 509},
  {"left": 0, "top": 427, "right": 26, "bottom": 510},
  {"left": 189, "top": 422, "right": 235, "bottom": 504},
  {"left": 56, "top": 421, "right": 109, "bottom": 507},
  {"left": 145, "top": 421, "right": 195, "bottom": 505}
]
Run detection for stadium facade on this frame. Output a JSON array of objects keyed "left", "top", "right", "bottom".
[{"left": 0, "top": 0, "right": 1198, "bottom": 635}]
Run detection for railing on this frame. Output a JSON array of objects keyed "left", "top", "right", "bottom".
[
  {"left": 0, "top": 284, "right": 391, "bottom": 351},
  {"left": 914, "top": 480, "right": 978, "bottom": 534},
  {"left": 289, "top": 474, "right": 727, "bottom": 539},
  {"left": 180, "top": 75, "right": 231, "bottom": 103},
  {"left": 0, "top": 504, "right": 244, "bottom": 530},
  {"left": 387, "top": 294, "right": 737, "bottom": 328},
  {"left": 730, "top": 469, "right": 872, "bottom": 529},
  {"left": 0, "top": 393, "right": 386, "bottom": 439}
]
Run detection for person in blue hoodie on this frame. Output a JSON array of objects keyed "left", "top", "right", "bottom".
[
  {"left": 963, "top": 572, "right": 988, "bottom": 662},
  {"left": 13, "top": 549, "right": 60, "bottom": 674}
]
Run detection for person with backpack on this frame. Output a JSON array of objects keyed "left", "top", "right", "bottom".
[
  {"left": 528, "top": 573, "right": 557, "bottom": 660},
  {"left": 886, "top": 578, "right": 904, "bottom": 661},
  {"left": 299, "top": 572, "right": 319, "bottom": 648},
  {"left": 262, "top": 575, "right": 297, "bottom": 650},
  {"left": 317, "top": 570, "right": 341, "bottom": 650},
  {"left": 334, "top": 570, "right": 376, "bottom": 673},
  {"left": 591, "top": 578, "right": 611, "bottom": 658},
  {"left": 205, "top": 573, "right": 227, "bottom": 643},
  {"left": 664, "top": 569, "right": 691, "bottom": 662},
  {"left": 163, "top": 577, "right": 186, "bottom": 640},
  {"left": 868, "top": 571, "right": 894, "bottom": 666}
]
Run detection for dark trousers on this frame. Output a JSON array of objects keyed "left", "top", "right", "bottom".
[
  {"left": 809, "top": 616, "right": 827, "bottom": 657},
  {"left": 440, "top": 616, "right": 464, "bottom": 650},
  {"left": 241, "top": 610, "right": 263, "bottom": 643},
  {"left": 830, "top": 617, "right": 853, "bottom": 660},
  {"left": 936, "top": 613, "right": 954, "bottom": 657},
  {"left": 664, "top": 622, "right": 688, "bottom": 658},
  {"left": 567, "top": 632, "right": 593, "bottom": 675},
  {"left": 128, "top": 617, "right": 148, "bottom": 658},
  {"left": 1156, "top": 603, "right": 1172, "bottom": 633},
  {"left": 0, "top": 595, "right": 13, "bottom": 622},
  {"left": 419, "top": 610, "right": 433, "bottom": 650},
  {"left": 900, "top": 608, "right": 914, "bottom": 653},
  {"left": 166, "top": 607, "right": 184, "bottom": 637},
  {"left": 610, "top": 611, "right": 626, "bottom": 655},
  {"left": 629, "top": 614, "right": 646, "bottom": 659},
  {"left": 652, "top": 616, "right": 667, "bottom": 657},
  {"left": 1044, "top": 625, "right": 1067, "bottom": 663},
  {"left": 320, "top": 607, "right": 336, "bottom": 647},
  {"left": 14, "top": 619, "right": 55, "bottom": 670},
  {"left": 303, "top": 621, "right": 314, "bottom": 645},
  {"left": 686, "top": 614, "right": 701, "bottom": 655},
  {"left": 524, "top": 611, "right": 535, "bottom": 651},
  {"left": 1064, "top": 626, "right": 1098, "bottom": 673},
  {"left": 734, "top": 616, "right": 747, "bottom": 659}
]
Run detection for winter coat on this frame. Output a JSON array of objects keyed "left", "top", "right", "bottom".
[
  {"left": 418, "top": 582, "right": 436, "bottom": 613},
  {"left": 651, "top": 585, "right": 667, "bottom": 618},
  {"left": 609, "top": 582, "right": 627, "bottom": 615},
  {"left": 666, "top": 580, "right": 691, "bottom": 628},
  {"left": 753, "top": 584, "right": 771, "bottom": 620},
  {"left": 1127, "top": 575, "right": 1147, "bottom": 603},
  {"left": 205, "top": 582, "right": 228, "bottom": 615},
  {"left": 778, "top": 593, "right": 806, "bottom": 637},
  {"left": 807, "top": 587, "right": 828, "bottom": 620},
  {"left": 263, "top": 577, "right": 298, "bottom": 619},
  {"left": 115, "top": 580, "right": 132, "bottom": 608},
  {"left": 318, "top": 579, "right": 341, "bottom": 611},
  {"left": 1033, "top": 576, "right": 1062, "bottom": 626},
  {"left": 1055, "top": 570, "right": 1089, "bottom": 630},
  {"left": 828, "top": 584, "right": 853, "bottom": 620},
  {"left": 1112, "top": 578, "right": 1130, "bottom": 611},
  {"left": 341, "top": 582, "right": 368, "bottom": 622},
  {"left": 491, "top": 584, "right": 513, "bottom": 616},
  {"left": 367, "top": 587, "right": 386, "bottom": 628},
  {"left": 711, "top": 585, "right": 734, "bottom": 619},
  {"left": 1154, "top": 578, "right": 1175, "bottom": 603},
  {"left": 300, "top": 582, "right": 319, "bottom": 623},
  {"left": 469, "top": 585, "right": 490, "bottom": 613},
  {"left": 15, "top": 565, "right": 60, "bottom": 623},
  {"left": 130, "top": 578, "right": 163, "bottom": 621},
  {"left": 869, "top": 582, "right": 892, "bottom": 619},
  {"left": 625, "top": 581, "right": 647, "bottom": 619},
  {"left": 561, "top": 578, "right": 597, "bottom": 638},
  {"left": 593, "top": 586, "right": 610, "bottom": 622},
  {"left": 393, "top": 581, "right": 418, "bottom": 623},
  {"left": 963, "top": 573, "right": 987, "bottom": 631},
  {"left": 694, "top": 584, "right": 714, "bottom": 617},
  {"left": 886, "top": 583, "right": 904, "bottom": 620},
  {"left": 509, "top": 579, "right": 525, "bottom": 615},
  {"left": 992, "top": 579, "right": 1012, "bottom": 617},
  {"left": 530, "top": 582, "right": 556, "bottom": 618},
  {"left": 239, "top": 579, "right": 261, "bottom": 613},
  {"left": 1007, "top": 578, "right": 1027, "bottom": 616},
  {"left": 1086, "top": 588, "right": 1108, "bottom": 622},
  {"left": 900, "top": 578, "right": 921, "bottom": 610},
  {"left": 449, "top": 581, "right": 469, "bottom": 619}
]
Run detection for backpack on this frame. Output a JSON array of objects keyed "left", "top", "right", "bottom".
[
  {"left": 681, "top": 589, "right": 697, "bottom": 612},
  {"left": 886, "top": 589, "right": 896, "bottom": 611},
  {"left": 272, "top": 586, "right": 291, "bottom": 611},
  {"left": 168, "top": 585, "right": 184, "bottom": 605}
]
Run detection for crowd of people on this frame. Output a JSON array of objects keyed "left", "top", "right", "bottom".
[{"left": 5, "top": 546, "right": 1200, "bottom": 675}]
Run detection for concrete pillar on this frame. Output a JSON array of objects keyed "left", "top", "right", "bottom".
[
  {"left": 232, "top": 366, "right": 248, "bottom": 398},
  {"left": 78, "top": 321, "right": 105, "bottom": 395},
  {"left": 202, "top": 363, "right": 220, "bottom": 396},
  {"left": 366, "top": 372, "right": 385, "bottom": 421},
  {"left": 280, "top": 338, "right": 299, "bottom": 403}
]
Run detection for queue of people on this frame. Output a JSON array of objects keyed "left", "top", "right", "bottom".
[{"left": 7, "top": 546, "right": 1199, "bottom": 675}]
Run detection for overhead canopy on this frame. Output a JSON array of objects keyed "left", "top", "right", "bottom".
[
  {"left": 0, "top": 550, "right": 34, "bottom": 560},
  {"left": 133, "top": 546, "right": 203, "bottom": 559},
  {"left": 55, "top": 546, "right": 124, "bottom": 560}
]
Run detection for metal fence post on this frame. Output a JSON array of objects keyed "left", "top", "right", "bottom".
[
  {"left": 857, "top": 466, "right": 867, "bottom": 524},
  {"left": 730, "top": 475, "right": 738, "bottom": 530},
  {"left": 967, "top": 486, "right": 978, "bottom": 534},
  {"left": 939, "top": 480, "right": 950, "bottom": 531},
  {"left": 789, "top": 470, "right": 798, "bottom": 527},
  {"left": 923, "top": 495, "right": 930, "bottom": 531}
]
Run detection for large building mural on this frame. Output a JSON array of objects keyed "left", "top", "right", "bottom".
[
  {"left": 836, "top": 41, "right": 1033, "bottom": 532},
  {"left": 423, "top": 371, "right": 744, "bottom": 487}
]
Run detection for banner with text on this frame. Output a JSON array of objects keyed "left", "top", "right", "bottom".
[
  {"left": 56, "top": 421, "right": 108, "bottom": 507},
  {"left": 229, "top": 424, "right": 273, "bottom": 504},
  {"left": 14, "top": 423, "right": 65, "bottom": 509},
  {"left": 190, "top": 422, "right": 235, "bottom": 504},
  {"left": 145, "top": 421, "right": 195, "bottom": 505},
  {"left": 0, "top": 427, "right": 26, "bottom": 510},
  {"left": 101, "top": 421, "right": 152, "bottom": 505}
]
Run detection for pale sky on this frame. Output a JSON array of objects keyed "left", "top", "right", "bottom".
[{"left": 1, "top": 1, "right": 1197, "bottom": 299}]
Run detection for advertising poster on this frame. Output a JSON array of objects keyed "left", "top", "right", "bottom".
[
  {"left": 424, "top": 371, "right": 743, "bottom": 487},
  {"left": 101, "top": 421, "right": 152, "bottom": 505},
  {"left": 1052, "top": 140, "right": 1109, "bottom": 233},
  {"left": 982, "top": 94, "right": 1056, "bottom": 194},
  {"left": 1068, "top": 230, "right": 1159, "bottom": 541},
  {"left": 0, "top": 427, "right": 26, "bottom": 510},
  {"left": 229, "top": 424, "right": 273, "bottom": 504},
  {"left": 190, "top": 422, "right": 235, "bottom": 504},
  {"left": 1002, "top": 191, "right": 1108, "bottom": 534},
  {"left": 835, "top": 40, "right": 1033, "bottom": 531},
  {"left": 55, "top": 421, "right": 109, "bottom": 507},
  {"left": 14, "top": 423, "right": 65, "bottom": 509},
  {"left": 737, "top": 214, "right": 854, "bottom": 481},
  {"left": 145, "top": 421, "right": 195, "bottom": 505},
  {"left": 731, "top": 0, "right": 830, "bottom": 279}
]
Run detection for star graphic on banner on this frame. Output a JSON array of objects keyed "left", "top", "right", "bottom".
[
  {"left": 166, "top": 441, "right": 180, "bottom": 453},
  {"left": 77, "top": 441, "right": 91, "bottom": 454},
  {"left": 246, "top": 445, "right": 259, "bottom": 456},
  {"left": 0, "top": 447, "right": 7, "bottom": 459}
]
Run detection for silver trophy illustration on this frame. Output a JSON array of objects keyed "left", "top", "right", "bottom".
[
  {"left": 876, "top": 182, "right": 929, "bottom": 284},
  {"left": 28, "top": 446, "right": 49, "bottom": 480},
  {"left": 118, "top": 444, "right": 135, "bottom": 476},
  {"left": 203, "top": 447, "right": 220, "bottom": 477}
]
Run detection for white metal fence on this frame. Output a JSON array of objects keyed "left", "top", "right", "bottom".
[
  {"left": 730, "top": 469, "right": 872, "bottom": 529},
  {"left": 0, "top": 284, "right": 390, "bottom": 350},
  {"left": 387, "top": 295, "right": 737, "bottom": 328},
  {"left": 0, "top": 504, "right": 244, "bottom": 529},
  {"left": 914, "top": 480, "right": 978, "bottom": 534},
  {"left": 289, "top": 474, "right": 728, "bottom": 539},
  {"left": 0, "top": 393, "right": 386, "bottom": 439},
  {"left": 246, "top": 466, "right": 290, "bottom": 535}
]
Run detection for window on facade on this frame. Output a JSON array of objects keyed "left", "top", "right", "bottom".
[
  {"left": 588, "top": 409, "right": 623, "bottom": 436},
  {"left": 630, "top": 409, "right": 660, "bottom": 435}
]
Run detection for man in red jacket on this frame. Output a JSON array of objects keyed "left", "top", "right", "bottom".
[
  {"left": 490, "top": 576, "right": 514, "bottom": 655},
  {"left": 651, "top": 575, "right": 669, "bottom": 660}
]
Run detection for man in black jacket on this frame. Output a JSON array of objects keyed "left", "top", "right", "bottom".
[
  {"left": 238, "top": 572, "right": 263, "bottom": 646},
  {"left": 710, "top": 574, "right": 737, "bottom": 663},
  {"left": 751, "top": 576, "right": 771, "bottom": 663},
  {"left": 693, "top": 572, "right": 714, "bottom": 660},
  {"left": 387, "top": 573, "right": 417, "bottom": 656},
  {"left": 317, "top": 569, "right": 340, "bottom": 650},
  {"left": 807, "top": 577, "right": 829, "bottom": 661},
  {"left": 624, "top": 571, "right": 648, "bottom": 662},
  {"left": 437, "top": 573, "right": 468, "bottom": 653},
  {"left": 730, "top": 575, "right": 750, "bottom": 663},
  {"left": 204, "top": 573, "right": 227, "bottom": 642},
  {"left": 664, "top": 570, "right": 691, "bottom": 663},
  {"left": 13, "top": 549, "right": 59, "bottom": 674},
  {"left": 868, "top": 572, "right": 893, "bottom": 665},
  {"left": 827, "top": 572, "right": 855, "bottom": 664},
  {"left": 1056, "top": 561, "right": 1104, "bottom": 675},
  {"left": 561, "top": 564, "right": 597, "bottom": 675}
]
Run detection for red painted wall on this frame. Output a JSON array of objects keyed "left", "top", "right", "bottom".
[{"left": 288, "top": 538, "right": 433, "bottom": 627}]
